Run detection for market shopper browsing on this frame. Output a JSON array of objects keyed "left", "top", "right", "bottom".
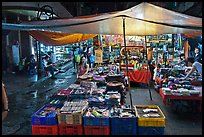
[
  {"left": 42, "top": 55, "right": 57, "bottom": 79},
  {"left": 180, "top": 57, "right": 202, "bottom": 80}
]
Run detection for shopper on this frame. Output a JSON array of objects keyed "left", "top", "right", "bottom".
[
  {"left": 2, "top": 82, "right": 9, "bottom": 121},
  {"left": 178, "top": 53, "right": 186, "bottom": 66},
  {"left": 86, "top": 47, "right": 92, "bottom": 68},
  {"left": 180, "top": 57, "right": 202, "bottom": 80},
  {"left": 147, "top": 47, "right": 155, "bottom": 82},
  {"left": 194, "top": 47, "right": 202, "bottom": 63},
  {"left": 72, "top": 47, "right": 77, "bottom": 69},
  {"left": 42, "top": 55, "right": 57, "bottom": 79},
  {"left": 78, "top": 56, "right": 89, "bottom": 77}
]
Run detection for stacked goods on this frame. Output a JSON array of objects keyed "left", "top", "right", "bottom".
[
  {"left": 69, "top": 87, "right": 92, "bottom": 99},
  {"left": 49, "top": 88, "right": 73, "bottom": 107},
  {"left": 106, "top": 81, "right": 124, "bottom": 91},
  {"left": 78, "top": 74, "right": 93, "bottom": 80},
  {"left": 68, "top": 84, "right": 80, "bottom": 89},
  {"left": 106, "top": 81, "right": 126, "bottom": 105},
  {"left": 83, "top": 106, "right": 110, "bottom": 135},
  {"left": 88, "top": 89, "right": 121, "bottom": 108},
  {"left": 91, "top": 88, "right": 106, "bottom": 96},
  {"left": 88, "top": 96, "right": 106, "bottom": 107},
  {"left": 57, "top": 100, "right": 88, "bottom": 125},
  {"left": 54, "top": 89, "right": 73, "bottom": 97},
  {"left": 134, "top": 105, "right": 165, "bottom": 135},
  {"left": 105, "top": 91, "right": 121, "bottom": 107},
  {"left": 92, "top": 75, "right": 106, "bottom": 83},
  {"left": 80, "top": 81, "right": 96, "bottom": 88},
  {"left": 106, "top": 74, "right": 124, "bottom": 83},
  {"left": 57, "top": 100, "right": 88, "bottom": 135},
  {"left": 31, "top": 105, "right": 59, "bottom": 135},
  {"left": 48, "top": 98, "right": 66, "bottom": 108},
  {"left": 110, "top": 105, "right": 137, "bottom": 135}
]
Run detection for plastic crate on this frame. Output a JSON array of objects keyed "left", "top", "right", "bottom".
[
  {"left": 110, "top": 117, "right": 137, "bottom": 135},
  {"left": 58, "top": 124, "right": 83, "bottom": 135},
  {"left": 31, "top": 105, "right": 59, "bottom": 126},
  {"left": 134, "top": 105, "right": 165, "bottom": 127},
  {"left": 32, "top": 125, "right": 58, "bottom": 135},
  {"left": 57, "top": 106, "right": 87, "bottom": 125},
  {"left": 84, "top": 126, "right": 110, "bottom": 135},
  {"left": 138, "top": 126, "right": 164, "bottom": 135},
  {"left": 83, "top": 115, "right": 110, "bottom": 126}
]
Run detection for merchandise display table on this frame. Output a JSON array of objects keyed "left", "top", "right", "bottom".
[
  {"left": 124, "top": 69, "right": 152, "bottom": 84},
  {"left": 159, "top": 87, "right": 202, "bottom": 112}
]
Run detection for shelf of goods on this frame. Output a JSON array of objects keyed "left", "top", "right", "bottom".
[{"left": 146, "top": 34, "right": 174, "bottom": 62}]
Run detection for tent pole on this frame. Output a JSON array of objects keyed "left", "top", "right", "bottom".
[
  {"left": 122, "top": 17, "right": 133, "bottom": 109},
  {"left": 145, "top": 36, "right": 152, "bottom": 100}
]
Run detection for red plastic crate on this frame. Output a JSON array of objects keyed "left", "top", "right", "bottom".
[
  {"left": 32, "top": 125, "right": 58, "bottom": 135},
  {"left": 58, "top": 124, "right": 83, "bottom": 135},
  {"left": 84, "top": 126, "right": 110, "bottom": 135}
]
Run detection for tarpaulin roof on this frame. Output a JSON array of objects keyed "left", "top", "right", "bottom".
[
  {"left": 28, "top": 31, "right": 97, "bottom": 46},
  {"left": 2, "top": 2, "right": 202, "bottom": 42}
]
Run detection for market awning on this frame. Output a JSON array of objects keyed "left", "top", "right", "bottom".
[
  {"left": 28, "top": 30, "right": 97, "bottom": 46},
  {"left": 2, "top": 2, "right": 202, "bottom": 36}
]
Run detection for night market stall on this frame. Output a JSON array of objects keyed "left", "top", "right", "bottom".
[{"left": 3, "top": 2, "right": 202, "bottom": 135}]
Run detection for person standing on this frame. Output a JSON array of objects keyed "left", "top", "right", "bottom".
[
  {"left": 72, "top": 47, "right": 77, "bottom": 69},
  {"left": 194, "top": 47, "right": 202, "bottom": 63},
  {"left": 147, "top": 47, "right": 154, "bottom": 81},
  {"left": 181, "top": 57, "right": 202, "bottom": 80}
]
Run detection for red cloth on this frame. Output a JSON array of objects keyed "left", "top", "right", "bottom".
[
  {"left": 124, "top": 69, "right": 152, "bottom": 84},
  {"left": 159, "top": 87, "right": 202, "bottom": 112}
]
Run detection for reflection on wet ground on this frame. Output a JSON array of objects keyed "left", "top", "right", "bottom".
[{"left": 2, "top": 68, "right": 76, "bottom": 135}]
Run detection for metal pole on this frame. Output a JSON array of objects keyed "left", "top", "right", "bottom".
[
  {"left": 122, "top": 17, "right": 133, "bottom": 109},
  {"left": 145, "top": 36, "right": 152, "bottom": 100}
]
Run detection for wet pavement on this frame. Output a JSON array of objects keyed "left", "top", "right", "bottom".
[
  {"left": 2, "top": 63, "right": 76, "bottom": 135},
  {"left": 2, "top": 64, "right": 202, "bottom": 135}
]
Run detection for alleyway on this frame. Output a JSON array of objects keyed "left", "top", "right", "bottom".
[{"left": 2, "top": 64, "right": 202, "bottom": 135}]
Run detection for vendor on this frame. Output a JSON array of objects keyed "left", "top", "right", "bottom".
[
  {"left": 194, "top": 47, "right": 202, "bottom": 63},
  {"left": 181, "top": 57, "right": 202, "bottom": 80},
  {"left": 178, "top": 53, "right": 186, "bottom": 66},
  {"left": 78, "top": 56, "right": 89, "bottom": 77}
]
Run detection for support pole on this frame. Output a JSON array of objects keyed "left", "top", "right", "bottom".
[
  {"left": 145, "top": 36, "right": 152, "bottom": 100},
  {"left": 122, "top": 17, "right": 133, "bottom": 109}
]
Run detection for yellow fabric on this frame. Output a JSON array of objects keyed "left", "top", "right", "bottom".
[
  {"left": 183, "top": 31, "right": 202, "bottom": 38},
  {"left": 28, "top": 30, "right": 97, "bottom": 46}
]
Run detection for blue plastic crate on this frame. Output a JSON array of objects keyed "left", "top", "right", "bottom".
[
  {"left": 138, "top": 126, "right": 164, "bottom": 135},
  {"left": 31, "top": 105, "right": 58, "bottom": 126},
  {"left": 110, "top": 117, "right": 137, "bottom": 135},
  {"left": 83, "top": 116, "right": 110, "bottom": 126}
]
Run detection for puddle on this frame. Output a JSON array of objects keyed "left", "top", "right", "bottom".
[
  {"left": 65, "top": 76, "right": 72, "bottom": 79},
  {"left": 54, "top": 79, "right": 65, "bottom": 84},
  {"left": 25, "top": 90, "right": 38, "bottom": 98},
  {"left": 28, "top": 75, "right": 38, "bottom": 82}
]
